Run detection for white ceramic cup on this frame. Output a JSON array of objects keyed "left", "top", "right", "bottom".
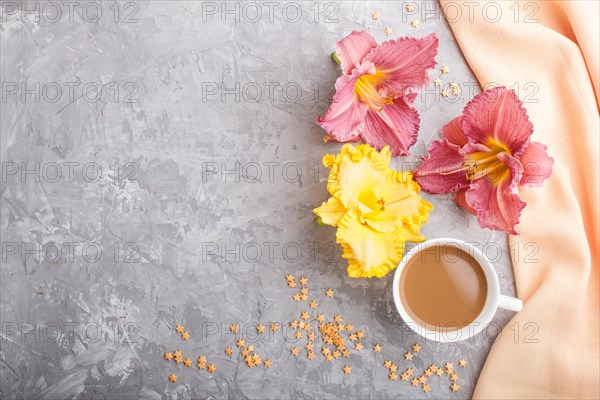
[{"left": 392, "top": 238, "right": 522, "bottom": 343}]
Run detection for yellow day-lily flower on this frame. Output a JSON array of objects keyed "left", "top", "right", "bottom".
[{"left": 314, "top": 144, "right": 432, "bottom": 278}]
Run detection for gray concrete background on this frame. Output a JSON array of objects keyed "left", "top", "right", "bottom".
[{"left": 0, "top": 1, "right": 519, "bottom": 399}]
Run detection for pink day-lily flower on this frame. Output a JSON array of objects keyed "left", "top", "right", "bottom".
[
  {"left": 413, "top": 87, "right": 554, "bottom": 234},
  {"left": 318, "top": 30, "right": 438, "bottom": 156}
]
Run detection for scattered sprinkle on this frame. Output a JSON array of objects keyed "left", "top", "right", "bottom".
[
  {"left": 291, "top": 347, "right": 300, "bottom": 356},
  {"left": 164, "top": 352, "right": 173, "bottom": 361},
  {"left": 207, "top": 364, "right": 216, "bottom": 373},
  {"left": 371, "top": 11, "right": 381, "bottom": 21},
  {"left": 412, "top": 343, "right": 421, "bottom": 353},
  {"left": 404, "top": 352, "right": 414, "bottom": 361},
  {"left": 451, "top": 383, "right": 460, "bottom": 392},
  {"left": 181, "top": 331, "right": 190, "bottom": 341},
  {"left": 264, "top": 359, "right": 272, "bottom": 368},
  {"left": 384, "top": 27, "right": 394, "bottom": 36},
  {"left": 343, "top": 364, "right": 352, "bottom": 374},
  {"left": 373, "top": 343, "right": 382, "bottom": 352},
  {"left": 175, "top": 325, "right": 184, "bottom": 334},
  {"left": 325, "top": 288, "right": 334, "bottom": 298},
  {"left": 183, "top": 358, "right": 192, "bottom": 367},
  {"left": 257, "top": 324, "right": 265, "bottom": 333},
  {"left": 225, "top": 347, "right": 232, "bottom": 356},
  {"left": 168, "top": 373, "right": 177, "bottom": 382},
  {"left": 406, "top": 3, "right": 415, "bottom": 12},
  {"left": 458, "top": 358, "right": 468, "bottom": 367},
  {"left": 410, "top": 19, "right": 421, "bottom": 28},
  {"left": 441, "top": 65, "right": 450, "bottom": 74},
  {"left": 229, "top": 324, "right": 238, "bottom": 333}
]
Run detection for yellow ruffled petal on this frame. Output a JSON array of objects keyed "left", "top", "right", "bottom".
[
  {"left": 336, "top": 210, "right": 406, "bottom": 278},
  {"left": 363, "top": 170, "right": 432, "bottom": 235},
  {"left": 313, "top": 196, "right": 347, "bottom": 227},
  {"left": 325, "top": 144, "right": 391, "bottom": 211}
]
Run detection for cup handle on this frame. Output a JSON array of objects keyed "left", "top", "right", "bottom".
[{"left": 498, "top": 295, "right": 523, "bottom": 312}]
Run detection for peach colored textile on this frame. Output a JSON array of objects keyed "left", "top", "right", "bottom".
[{"left": 439, "top": 1, "right": 599, "bottom": 398}]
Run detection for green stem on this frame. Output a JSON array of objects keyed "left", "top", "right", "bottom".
[{"left": 331, "top": 51, "right": 342, "bottom": 65}]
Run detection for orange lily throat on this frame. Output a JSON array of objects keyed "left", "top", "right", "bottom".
[
  {"left": 354, "top": 73, "right": 393, "bottom": 111},
  {"left": 436, "top": 141, "right": 512, "bottom": 183}
]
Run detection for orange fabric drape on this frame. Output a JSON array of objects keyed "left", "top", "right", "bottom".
[{"left": 439, "top": 0, "right": 599, "bottom": 398}]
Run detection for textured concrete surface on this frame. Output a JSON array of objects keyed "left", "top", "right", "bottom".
[{"left": 1, "top": 1, "right": 520, "bottom": 399}]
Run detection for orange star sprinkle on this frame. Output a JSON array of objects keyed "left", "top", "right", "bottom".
[
  {"left": 174, "top": 350, "right": 182, "bottom": 358},
  {"left": 285, "top": 274, "right": 294, "bottom": 281},
  {"left": 183, "top": 358, "right": 192, "bottom": 367},
  {"left": 264, "top": 359, "right": 272, "bottom": 368},
  {"left": 291, "top": 347, "right": 300, "bottom": 356},
  {"left": 168, "top": 373, "right": 177, "bottom": 382},
  {"left": 270, "top": 323, "right": 279, "bottom": 331},
  {"left": 355, "top": 342, "right": 363, "bottom": 351},
  {"left": 181, "top": 331, "right": 190, "bottom": 341},
  {"left": 342, "top": 349, "right": 351, "bottom": 358},
  {"left": 309, "top": 300, "right": 318, "bottom": 309},
  {"left": 316, "top": 314, "right": 325, "bottom": 323},
  {"left": 307, "top": 352, "right": 316, "bottom": 360},
  {"left": 389, "top": 372, "right": 398, "bottom": 381},
  {"left": 384, "top": 360, "right": 392, "bottom": 369},
  {"left": 294, "top": 331, "right": 302, "bottom": 339},
  {"left": 301, "top": 311, "right": 309, "bottom": 320},
  {"left": 389, "top": 364, "right": 398, "bottom": 373},
  {"left": 404, "top": 352, "right": 413, "bottom": 361},
  {"left": 225, "top": 347, "right": 232, "bottom": 356},
  {"left": 293, "top": 293, "right": 301, "bottom": 301},
  {"left": 450, "top": 373, "right": 459, "bottom": 382},
  {"left": 411, "top": 378, "right": 419, "bottom": 386},
  {"left": 422, "top": 384, "right": 431, "bottom": 393},
  {"left": 236, "top": 339, "right": 245, "bottom": 348},
  {"left": 175, "top": 325, "right": 184, "bottom": 333},
  {"left": 418, "top": 376, "right": 427, "bottom": 384},
  {"left": 229, "top": 324, "right": 238, "bottom": 333},
  {"left": 436, "top": 369, "right": 444, "bottom": 376},
  {"left": 257, "top": 324, "right": 265, "bottom": 333},
  {"left": 400, "top": 372, "right": 410, "bottom": 381},
  {"left": 306, "top": 342, "right": 314, "bottom": 351},
  {"left": 164, "top": 352, "right": 173, "bottom": 361},
  {"left": 325, "top": 288, "right": 334, "bottom": 297},
  {"left": 207, "top": 364, "right": 216, "bottom": 373},
  {"left": 412, "top": 343, "right": 421, "bottom": 352},
  {"left": 345, "top": 324, "right": 353, "bottom": 331},
  {"left": 288, "top": 280, "right": 296, "bottom": 288},
  {"left": 299, "top": 276, "right": 308, "bottom": 286},
  {"left": 451, "top": 383, "right": 460, "bottom": 392},
  {"left": 459, "top": 358, "right": 468, "bottom": 367},
  {"left": 307, "top": 332, "right": 316, "bottom": 341},
  {"left": 333, "top": 315, "right": 343, "bottom": 323},
  {"left": 373, "top": 343, "right": 382, "bottom": 352},
  {"left": 343, "top": 364, "right": 351, "bottom": 374}
]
